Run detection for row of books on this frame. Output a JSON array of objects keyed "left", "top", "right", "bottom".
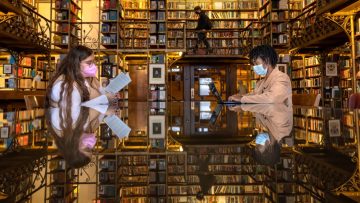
[{"left": 291, "top": 78, "right": 321, "bottom": 88}]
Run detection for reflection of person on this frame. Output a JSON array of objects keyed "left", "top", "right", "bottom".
[
  {"left": 47, "top": 106, "right": 98, "bottom": 168},
  {"left": 228, "top": 45, "right": 292, "bottom": 105},
  {"left": 47, "top": 103, "right": 119, "bottom": 168},
  {"left": 237, "top": 80, "right": 247, "bottom": 96},
  {"left": 196, "top": 155, "right": 216, "bottom": 201},
  {"left": 231, "top": 104, "right": 293, "bottom": 165},
  {"left": 45, "top": 45, "right": 117, "bottom": 108},
  {"left": 193, "top": 6, "right": 212, "bottom": 54}
]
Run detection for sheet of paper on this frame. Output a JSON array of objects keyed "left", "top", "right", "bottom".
[
  {"left": 105, "top": 72, "right": 131, "bottom": 94},
  {"left": 81, "top": 95, "right": 108, "bottom": 107},
  {"left": 104, "top": 115, "right": 131, "bottom": 139}
]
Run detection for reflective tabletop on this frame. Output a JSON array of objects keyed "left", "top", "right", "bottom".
[{"left": 0, "top": 102, "right": 359, "bottom": 202}]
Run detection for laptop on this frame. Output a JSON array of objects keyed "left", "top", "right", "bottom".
[
  {"left": 209, "top": 103, "right": 223, "bottom": 125},
  {"left": 208, "top": 83, "right": 242, "bottom": 105}
]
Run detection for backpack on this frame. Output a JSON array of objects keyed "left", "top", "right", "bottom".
[{"left": 205, "top": 16, "right": 212, "bottom": 30}]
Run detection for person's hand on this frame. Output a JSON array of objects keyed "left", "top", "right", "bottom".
[
  {"left": 228, "top": 94, "right": 242, "bottom": 102},
  {"left": 228, "top": 105, "right": 243, "bottom": 112},
  {"left": 105, "top": 92, "right": 120, "bottom": 103},
  {"left": 105, "top": 103, "right": 120, "bottom": 116}
]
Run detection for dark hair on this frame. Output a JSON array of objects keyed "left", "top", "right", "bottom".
[
  {"left": 249, "top": 44, "right": 278, "bottom": 67},
  {"left": 253, "top": 141, "right": 280, "bottom": 166},
  {"left": 194, "top": 6, "right": 201, "bottom": 11},
  {"left": 46, "top": 106, "right": 92, "bottom": 169},
  {"left": 45, "top": 45, "right": 94, "bottom": 109}
]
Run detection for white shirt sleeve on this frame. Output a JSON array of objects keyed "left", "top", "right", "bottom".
[{"left": 51, "top": 81, "right": 82, "bottom": 107}]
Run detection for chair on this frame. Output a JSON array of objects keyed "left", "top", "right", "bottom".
[
  {"left": 349, "top": 93, "right": 360, "bottom": 109},
  {"left": 24, "top": 95, "right": 45, "bottom": 110},
  {"left": 292, "top": 94, "right": 321, "bottom": 107}
]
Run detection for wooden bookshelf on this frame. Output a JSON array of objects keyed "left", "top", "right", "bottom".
[
  {"left": 47, "top": 155, "right": 79, "bottom": 203},
  {"left": 100, "top": 0, "right": 124, "bottom": 49},
  {"left": 51, "top": 0, "right": 82, "bottom": 50}
]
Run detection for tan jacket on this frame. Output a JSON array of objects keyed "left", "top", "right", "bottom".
[
  {"left": 241, "top": 68, "right": 292, "bottom": 105},
  {"left": 240, "top": 104, "right": 293, "bottom": 141}
]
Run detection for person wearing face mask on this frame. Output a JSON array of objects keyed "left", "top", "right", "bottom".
[
  {"left": 228, "top": 45, "right": 292, "bottom": 105},
  {"left": 45, "top": 45, "right": 117, "bottom": 109}
]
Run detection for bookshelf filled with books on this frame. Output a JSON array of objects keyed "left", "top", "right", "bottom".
[
  {"left": 51, "top": 0, "right": 82, "bottom": 51},
  {"left": 122, "top": 0, "right": 149, "bottom": 50},
  {"left": 355, "top": 15, "right": 360, "bottom": 94},
  {"left": 0, "top": 54, "right": 54, "bottom": 96},
  {"left": 149, "top": 0, "right": 167, "bottom": 48},
  {"left": 182, "top": 0, "right": 258, "bottom": 55},
  {"left": 100, "top": 0, "right": 124, "bottom": 49}
]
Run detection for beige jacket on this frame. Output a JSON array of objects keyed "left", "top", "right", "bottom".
[
  {"left": 240, "top": 104, "right": 293, "bottom": 141},
  {"left": 241, "top": 68, "right": 292, "bottom": 105}
]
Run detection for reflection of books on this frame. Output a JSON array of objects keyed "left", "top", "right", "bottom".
[
  {"left": 105, "top": 72, "right": 132, "bottom": 94},
  {"left": 104, "top": 115, "right": 131, "bottom": 139}
]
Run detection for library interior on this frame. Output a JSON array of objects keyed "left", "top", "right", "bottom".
[{"left": 1, "top": 0, "right": 360, "bottom": 202}]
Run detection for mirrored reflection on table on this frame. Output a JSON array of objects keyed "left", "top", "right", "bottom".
[{"left": 0, "top": 102, "right": 359, "bottom": 203}]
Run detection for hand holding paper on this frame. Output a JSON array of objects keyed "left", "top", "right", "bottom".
[{"left": 105, "top": 72, "right": 132, "bottom": 94}]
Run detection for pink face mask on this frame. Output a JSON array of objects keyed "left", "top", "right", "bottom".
[
  {"left": 80, "top": 133, "right": 97, "bottom": 149},
  {"left": 81, "top": 63, "right": 97, "bottom": 77}
]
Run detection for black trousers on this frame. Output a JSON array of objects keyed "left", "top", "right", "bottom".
[{"left": 194, "top": 32, "right": 210, "bottom": 50}]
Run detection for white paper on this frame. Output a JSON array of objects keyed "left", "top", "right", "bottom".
[
  {"left": 81, "top": 95, "right": 109, "bottom": 106},
  {"left": 105, "top": 72, "right": 131, "bottom": 94},
  {"left": 104, "top": 115, "right": 131, "bottom": 139},
  {"left": 105, "top": 72, "right": 131, "bottom": 93},
  {"left": 87, "top": 105, "right": 108, "bottom": 114}
]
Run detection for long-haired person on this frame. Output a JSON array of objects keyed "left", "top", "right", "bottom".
[{"left": 45, "top": 45, "right": 116, "bottom": 109}]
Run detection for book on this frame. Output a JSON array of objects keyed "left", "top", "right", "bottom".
[
  {"left": 104, "top": 72, "right": 132, "bottom": 94},
  {"left": 103, "top": 114, "right": 131, "bottom": 139}
]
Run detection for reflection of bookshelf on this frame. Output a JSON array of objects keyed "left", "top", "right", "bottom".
[
  {"left": 184, "top": 145, "right": 270, "bottom": 202},
  {"left": 293, "top": 107, "right": 324, "bottom": 145},
  {"left": 118, "top": 154, "right": 148, "bottom": 202},
  {"left": 98, "top": 155, "right": 118, "bottom": 201},
  {"left": 47, "top": 156, "right": 78, "bottom": 203},
  {"left": 51, "top": 0, "right": 82, "bottom": 50},
  {"left": 100, "top": 0, "right": 125, "bottom": 49},
  {"left": 290, "top": 55, "right": 322, "bottom": 96}
]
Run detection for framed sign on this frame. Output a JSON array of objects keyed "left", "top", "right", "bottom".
[
  {"left": 149, "top": 64, "right": 165, "bottom": 84},
  {"left": 326, "top": 62, "right": 337, "bottom": 76},
  {"left": 276, "top": 64, "right": 287, "bottom": 74},
  {"left": 329, "top": 119, "right": 341, "bottom": 137},
  {"left": 0, "top": 126, "right": 9, "bottom": 138},
  {"left": 3, "top": 64, "right": 12, "bottom": 74},
  {"left": 149, "top": 115, "right": 165, "bottom": 138}
]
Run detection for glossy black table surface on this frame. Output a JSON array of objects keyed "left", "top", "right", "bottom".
[{"left": 0, "top": 102, "right": 359, "bottom": 202}]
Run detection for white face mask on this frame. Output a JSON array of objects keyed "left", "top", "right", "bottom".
[{"left": 253, "top": 64, "right": 267, "bottom": 76}]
